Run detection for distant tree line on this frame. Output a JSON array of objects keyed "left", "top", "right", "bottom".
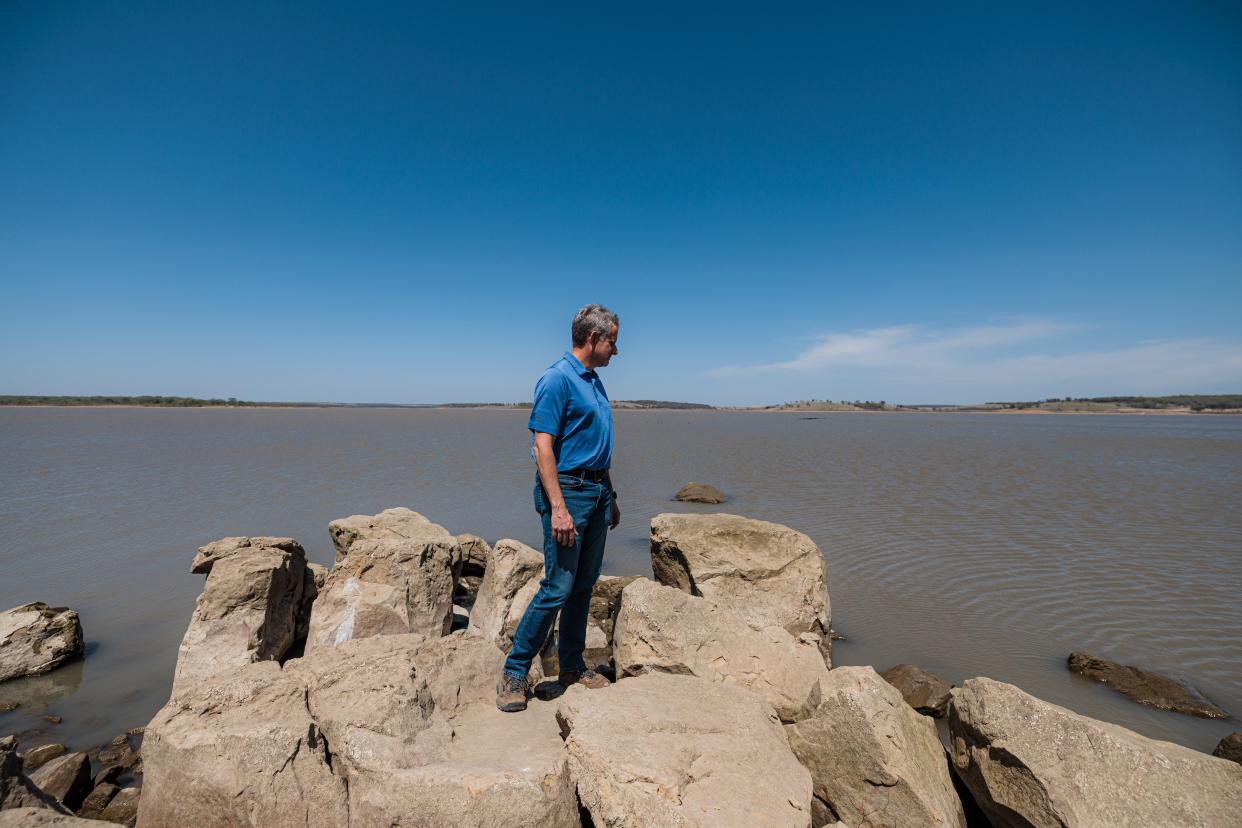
[
  {"left": 986, "top": 395, "right": 1242, "bottom": 411},
  {"left": 0, "top": 395, "right": 263, "bottom": 407},
  {"left": 620, "top": 400, "right": 714, "bottom": 410}
]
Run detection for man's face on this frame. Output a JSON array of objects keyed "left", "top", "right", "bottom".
[{"left": 591, "top": 325, "right": 619, "bottom": 367}]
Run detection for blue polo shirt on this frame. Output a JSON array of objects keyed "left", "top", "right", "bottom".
[{"left": 528, "top": 352, "right": 613, "bottom": 472}]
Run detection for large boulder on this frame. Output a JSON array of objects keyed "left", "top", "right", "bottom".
[
  {"left": 880, "top": 663, "right": 953, "bottom": 717},
  {"left": 1, "top": 735, "right": 70, "bottom": 813},
  {"left": 467, "top": 539, "right": 543, "bottom": 648},
  {"left": 139, "top": 661, "right": 348, "bottom": 828},
  {"left": 27, "top": 752, "right": 92, "bottom": 812},
  {"left": 327, "top": 506, "right": 450, "bottom": 562},
  {"left": 305, "top": 510, "right": 458, "bottom": 650},
  {"left": 785, "top": 667, "right": 965, "bottom": 828},
  {"left": 288, "top": 633, "right": 578, "bottom": 827},
  {"left": 650, "top": 513, "right": 831, "bottom": 662},
  {"left": 171, "top": 537, "right": 312, "bottom": 695},
  {"left": 612, "top": 578, "right": 829, "bottom": 722},
  {"left": 0, "top": 603, "right": 84, "bottom": 683},
  {"left": 556, "top": 671, "right": 813, "bottom": 827},
  {"left": 141, "top": 633, "right": 578, "bottom": 828},
  {"left": 1067, "top": 651, "right": 1229, "bottom": 719},
  {"left": 949, "top": 677, "right": 1242, "bottom": 827}
]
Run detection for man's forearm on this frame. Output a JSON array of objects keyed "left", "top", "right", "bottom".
[{"left": 534, "top": 438, "right": 564, "bottom": 508}]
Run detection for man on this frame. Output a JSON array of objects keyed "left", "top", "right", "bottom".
[{"left": 497, "top": 304, "right": 621, "bottom": 712}]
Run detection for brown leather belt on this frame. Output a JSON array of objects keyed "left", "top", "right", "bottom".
[{"left": 561, "top": 467, "right": 609, "bottom": 482}]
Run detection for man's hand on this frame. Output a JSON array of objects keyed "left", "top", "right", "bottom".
[
  {"left": 609, "top": 498, "right": 621, "bottom": 530},
  {"left": 552, "top": 503, "right": 576, "bottom": 547}
]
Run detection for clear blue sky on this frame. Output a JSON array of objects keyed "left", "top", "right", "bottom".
[{"left": 3, "top": 2, "right": 1239, "bottom": 405}]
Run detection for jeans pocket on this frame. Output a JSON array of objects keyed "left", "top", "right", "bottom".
[{"left": 557, "top": 474, "right": 585, "bottom": 490}]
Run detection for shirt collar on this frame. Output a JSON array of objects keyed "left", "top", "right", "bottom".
[{"left": 563, "top": 351, "right": 595, "bottom": 378}]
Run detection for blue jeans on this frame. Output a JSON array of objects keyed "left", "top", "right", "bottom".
[{"left": 503, "top": 472, "right": 612, "bottom": 678}]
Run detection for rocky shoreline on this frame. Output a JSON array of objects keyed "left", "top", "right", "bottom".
[{"left": 3, "top": 506, "right": 1241, "bottom": 826}]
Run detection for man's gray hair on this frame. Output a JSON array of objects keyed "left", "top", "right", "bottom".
[{"left": 571, "top": 304, "right": 619, "bottom": 347}]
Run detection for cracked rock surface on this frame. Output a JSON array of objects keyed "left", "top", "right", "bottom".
[
  {"left": 785, "top": 666, "right": 965, "bottom": 828},
  {"left": 650, "top": 513, "right": 831, "bottom": 664},
  {"left": 949, "top": 677, "right": 1242, "bottom": 827},
  {"left": 141, "top": 632, "right": 578, "bottom": 827},
  {"left": 556, "top": 671, "right": 813, "bottom": 827},
  {"left": 0, "top": 603, "right": 84, "bottom": 684},
  {"left": 613, "top": 578, "right": 830, "bottom": 722}
]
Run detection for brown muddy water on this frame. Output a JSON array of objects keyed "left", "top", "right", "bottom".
[{"left": 1, "top": 407, "right": 1239, "bottom": 755}]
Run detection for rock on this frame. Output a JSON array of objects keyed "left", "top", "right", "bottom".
[
  {"left": 650, "top": 513, "right": 831, "bottom": 662},
  {"left": 90, "top": 767, "right": 122, "bottom": 789},
  {"left": 2, "top": 735, "right": 70, "bottom": 812},
  {"left": 28, "top": 752, "right": 92, "bottom": 812},
  {"left": 612, "top": 578, "right": 830, "bottom": 722},
  {"left": 785, "top": 667, "right": 965, "bottom": 828},
  {"left": 1214, "top": 732, "right": 1242, "bottom": 764},
  {"left": 305, "top": 539, "right": 456, "bottom": 650},
  {"left": 0, "top": 702, "right": 18, "bottom": 713},
  {"left": 141, "top": 633, "right": 577, "bottom": 827},
  {"left": 674, "top": 482, "right": 727, "bottom": 503},
  {"left": 557, "top": 671, "right": 812, "bottom": 826},
  {"left": 97, "top": 787, "right": 139, "bottom": 826},
  {"left": 949, "top": 676, "right": 1242, "bottom": 827},
  {"left": 139, "top": 661, "right": 347, "bottom": 828},
  {"left": 467, "top": 539, "right": 543, "bottom": 648},
  {"left": 171, "top": 537, "right": 313, "bottom": 695},
  {"left": 42, "top": 716, "right": 61, "bottom": 725},
  {"left": 880, "top": 663, "right": 953, "bottom": 717},
  {"left": 0, "top": 810, "right": 110, "bottom": 826},
  {"left": 22, "top": 744, "right": 66, "bottom": 772},
  {"left": 453, "top": 533, "right": 490, "bottom": 604},
  {"left": 305, "top": 561, "right": 328, "bottom": 590},
  {"left": 327, "top": 506, "right": 451, "bottom": 562},
  {"left": 1067, "top": 651, "right": 1230, "bottom": 719},
  {"left": 0, "top": 604, "right": 85, "bottom": 683},
  {"left": 75, "top": 783, "right": 118, "bottom": 819}
]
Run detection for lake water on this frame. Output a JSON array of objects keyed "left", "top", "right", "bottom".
[{"left": 1, "top": 407, "right": 1239, "bottom": 755}]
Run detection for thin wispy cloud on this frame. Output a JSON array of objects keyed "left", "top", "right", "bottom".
[{"left": 707, "top": 321, "right": 1242, "bottom": 399}]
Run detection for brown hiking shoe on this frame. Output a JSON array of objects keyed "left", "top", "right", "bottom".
[
  {"left": 496, "top": 672, "right": 530, "bottom": 712},
  {"left": 558, "top": 668, "right": 609, "bottom": 690}
]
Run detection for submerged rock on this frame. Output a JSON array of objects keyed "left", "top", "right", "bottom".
[
  {"left": 1066, "top": 651, "right": 1230, "bottom": 719},
  {"left": 0, "top": 603, "right": 84, "bottom": 683},
  {"left": 613, "top": 578, "right": 829, "bottom": 722},
  {"left": 785, "top": 667, "right": 965, "bottom": 828},
  {"left": 171, "top": 537, "right": 313, "bottom": 695},
  {"left": 557, "top": 671, "right": 813, "bottom": 827},
  {"left": 880, "top": 663, "right": 953, "bottom": 717},
  {"left": 673, "top": 482, "right": 727, "bottom": 503},
  {"left": 949, "top": 676, "right": 1242, "bottom": 827},
  {"left": 650, "top": 512, "right": 831, "bottom": 662}
]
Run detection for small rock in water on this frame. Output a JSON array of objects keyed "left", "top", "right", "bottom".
[
  {"left": 880, "top": 663, "right": 953, "bottom": 717},
  {"left": 21, "top": 743, "right": 66, "bottom": 771},
  {"left": 1067, "top": 651, "right": 1230, "bottom": 719},
  {"left": 672, "top": 482, "right": 727, "bottom": 503},
  {"left": 0, "top": 701, "right": 19, "bottom": 713},
  {"left": 43, "top": 715, "right": 62, "bottom": 724},
  {"left": 1214, "top": 732, "right": 1242, "bottom": 765}
]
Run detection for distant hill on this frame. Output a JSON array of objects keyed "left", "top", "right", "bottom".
[{"left": 612, "top": 399, "right": 715, "bottom": 410}]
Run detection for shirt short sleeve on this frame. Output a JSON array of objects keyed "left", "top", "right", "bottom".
[{"left": 528, "top": 369, "right": 568, "bottom": 435}]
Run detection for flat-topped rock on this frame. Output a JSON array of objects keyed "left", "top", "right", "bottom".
[
  {"left": 21, "top": 743, "right": 66, "bottom": 772},
  {"left": 613, "top": 578, "right": 829, "bottom": 722},
  {"left": 1067, "top": 650, "right": 1230, "bottom": 719},
  {"left": 557, "top": 671, "right": 812, "bottom": 827},
  {"left": 28, "top": 752, "right": 92, "bottom": 812},
  {"left": 171, "top": 537, "right": 313, "bottom": 695},
  {"left": 327, "top": 506, "right": 452, "bottom": 561},
  {"left": 674, "top": 482, "right": 727, "bottom": 503},
  {"left": 949, "top": 676, "right": 1242, "bottom": 827},
  {"left": 0, "top": 603, "right": 84, "bottom": 683},
  {"left": 650, "top": 512, "right": 831, "bottom": 662},
  {"left": 880, "top": 663, "right": 953, "bottom": 717},
  {"left": 785, "top": 666, "right": 965, "bottom": 828}
]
